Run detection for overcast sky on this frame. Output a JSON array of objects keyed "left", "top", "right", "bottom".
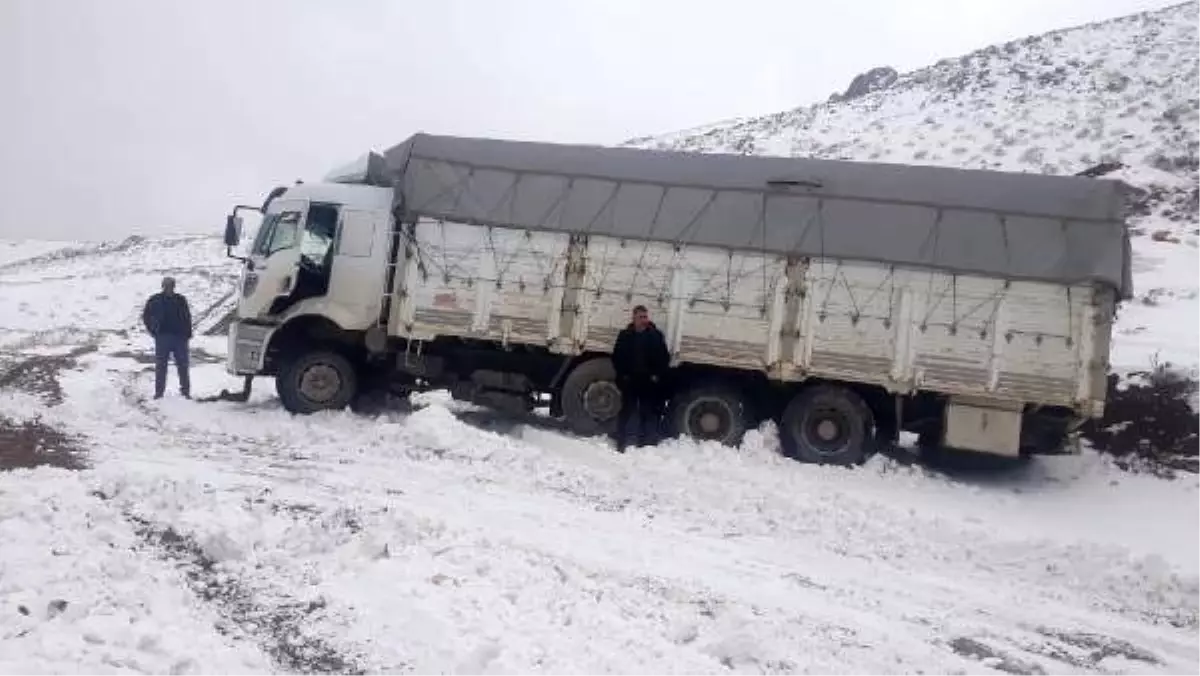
[{"left": 0, "top": 0, "right": 1177, "bottom": 240}]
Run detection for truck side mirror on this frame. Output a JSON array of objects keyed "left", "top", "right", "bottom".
[{"left": 224, "top": 214, "right": 243, "bottom": 247}]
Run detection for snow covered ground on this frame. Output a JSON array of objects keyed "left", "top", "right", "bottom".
[{"left": 0, "top": 234, "right": 1197, "bottom": 673}]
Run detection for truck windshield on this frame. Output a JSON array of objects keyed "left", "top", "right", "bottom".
[
  {"left": 251, "top": 211, "right": 303, "bottom": 256},
  {"left": 299, "top": 204, "right": 339, "bottom": 268}
]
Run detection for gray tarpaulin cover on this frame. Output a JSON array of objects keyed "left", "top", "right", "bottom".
[{"left": 376, "top": 133, "right": 1132, "bottom": 298}]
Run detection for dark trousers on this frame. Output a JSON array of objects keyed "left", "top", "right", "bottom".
[
  {"left": 154, "top": 334, "right": 191, "bottom": 398},
  {"left": 616, "top": 378, "right": 662, "bottom": 450}
]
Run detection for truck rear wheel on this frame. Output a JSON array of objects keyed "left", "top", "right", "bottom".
[
  {"left": 277, "top": 350, "right": 358, "bottom": 414},
  {"left": 668, "top": 384, "right": 749, "bottom": 447},
  {"left": 560, "top": 358, "right": 620, "bottom": 437},
  {"left": 780, "top": 385, "right": 876, "bottom": 465}
]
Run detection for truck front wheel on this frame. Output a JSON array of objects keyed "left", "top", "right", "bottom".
[
  {"left": 277, "top": 350, "right": 358, "bottom": 414},
  {"left": 668, "top": 384, "right": 750, "bottom": 447},
  {"left": 780, "top": 385, "right": 876, "bottom": 465},
  {"left": 559, "top": 358, "right": 620, "bottom": 437}
]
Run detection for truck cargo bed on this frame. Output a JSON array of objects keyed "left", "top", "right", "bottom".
[{"left": 392, "top": 219, "right": 1112, "bottom": 413}]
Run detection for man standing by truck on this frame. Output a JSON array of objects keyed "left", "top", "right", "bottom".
[
  {"left": 141, "top": 276, "right": 192, "bottom": 400},
  {"left": 611, "top": 305, "right": 671, "bottom": 452}
]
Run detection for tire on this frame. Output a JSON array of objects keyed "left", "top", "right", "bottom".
[
  {"left": 668, "top": 384, "right": 750, "bottom": 447},
  {"left": 780, "top": 385, "right": 876, "bottom": 465},
  {"left": 559, "top": 358, "right": 621, "bottom": 437},
  {"left": 276, "top": 350, "right": 358, "bottom": 414}
]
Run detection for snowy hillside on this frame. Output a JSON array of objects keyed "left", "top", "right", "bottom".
[
  {"left": 0, "top": 235, "right": 239, "bottom": 350},
  {"left": 630, "top": 0, "right": 1200, "bottom": 373},
  {"left": 628, "top": 1, "right": 1197, "bottom": 190}
]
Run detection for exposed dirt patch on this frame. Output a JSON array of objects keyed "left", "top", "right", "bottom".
[
  {"left": 108, "top": 348, "right": 224, "bottom": 366},
  {"left": 0, "top": 415, "right": 87, "bottom": 471},
  {"left": 949, "top": 628, "right": 1165, "bottom": 674},
  {"left": 1035, "top": 627, "right": 1163, "bottom": 667},
  {"left": 0, "top": 346, "right": 97, "bottom": 470},
  {"left": 0, "top": 328, "right": 122, "bottom": 352},
  {"left": 948, "top": 636, "right": 1047, "bottom": 675},
  {"left": 1082, "top": 364, "right": 1199, "bottom": 475},
  {"left": 0, "top": 345, "right": 98, "bottom": 406},
  {"left": 118, "top": 508, "right": 367, "bottom": 674}
]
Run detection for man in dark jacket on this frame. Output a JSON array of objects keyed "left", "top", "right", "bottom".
[
  {"left": 611, "top": 305, "right": 671, "bottom": 452},
  {"left": 142, "top": 276, "right": 192, "bottom": 399}
]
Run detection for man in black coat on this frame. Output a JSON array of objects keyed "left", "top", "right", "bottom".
[
  {"left": 611, "top": 304, "right": 671, "bottom": 452},
  {"left": 142, "top": 276, "right": 193, "bottom": 399}
]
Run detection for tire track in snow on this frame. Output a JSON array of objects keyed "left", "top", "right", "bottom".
[
  {"left": 114, "top": 373, "right": 318, "bottom": 485},
  {"left": 7, "top": 353, "right": 366, "bottom": 673},
  {"left": 111, "top": 501, "right": 370, "bottom": 675}
]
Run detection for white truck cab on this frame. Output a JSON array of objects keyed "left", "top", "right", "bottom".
[{"left": 224, "top": 182, "right": 393, "bottom": 379}]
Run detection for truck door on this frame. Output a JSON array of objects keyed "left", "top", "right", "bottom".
[
  {"left": 239, "top": 198, "right": 308, "bottom": 319},
  {"left": 325, "top": 208, "right": 388, "bottom": 328}
]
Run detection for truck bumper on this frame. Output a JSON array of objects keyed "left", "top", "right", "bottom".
[{"left": 226, "top": 320, "right": 272, "bottom": 376}]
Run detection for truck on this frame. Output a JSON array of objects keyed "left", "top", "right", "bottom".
[{"left": 219, "top": 133, "right": 1132, "bottom": 465}]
